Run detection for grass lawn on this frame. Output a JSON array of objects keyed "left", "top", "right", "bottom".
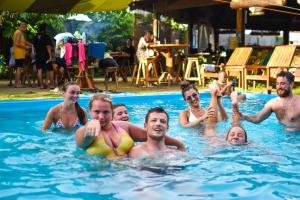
[{"left": 0, "top": 79, "right": 299, "bottom": 100}]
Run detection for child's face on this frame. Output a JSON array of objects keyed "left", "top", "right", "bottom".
[{"left": 218, "top": 72, "right": 227, "bottom": 83}]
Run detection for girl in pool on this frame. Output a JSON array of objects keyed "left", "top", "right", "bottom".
[
  {"left": 113, "top": 104, "right": 129, "bottom": 122},
  {"left": 41, "top": 81, "right": 88, "bottom": 131},
  {"left": 76, "top": 93, "right": 184, "bottom": 160},
  {"left": 179, "top": 82, "right": 227, "bottom": 128},
  {"left": 205, "top": 87, "right": 247, "bottom": 145}
]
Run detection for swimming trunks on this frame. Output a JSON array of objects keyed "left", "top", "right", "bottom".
[{"left": 86, "top": 123, "right": 134, "bottom": 159}]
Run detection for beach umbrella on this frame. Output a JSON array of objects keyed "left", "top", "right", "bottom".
[{"left": 0, "top": 0, "right": 133, "bottom": 13}]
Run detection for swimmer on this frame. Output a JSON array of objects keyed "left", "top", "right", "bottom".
[
  {"left": 129, "top": 107, "right": 179, "bottom": 158},
  {"left": 41, "top": 81, "right": 88, "bottom": 131},
  {"left": 113, "top": 104, "right": 129, "bottom": 122},
  {"left": 240, "top": 71, "right": 300, "bottom": 132},
  {"left": 205, "top": 86, "right": 247, "bottom": 145},
  {"left": 75, "top": 94, "right": 185, "bottom": 160},
  {"left": 179, "top": 82, "right": 226, "bottom": 128}
]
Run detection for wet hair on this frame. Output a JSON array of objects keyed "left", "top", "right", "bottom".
[
  {"left": 62, "top": 81, "right": 86, "bottom": 125},
  {"left": 113, "top": 104, "right": 127, "bottom": 111},
  {"left": 145, "top": 107, "right": 169, "bottom": 125},
  {"left": 276, "top": 71, "right": 294, "bottom": 83},
  {"left": 89, "top": 93, "right": 113, "bottom": 111},
  {"left": 225, "top": 126, "right": 248, "bottom": 143},
  {"left": 179, "top": 82, "right": 199, "bottom": 99}
]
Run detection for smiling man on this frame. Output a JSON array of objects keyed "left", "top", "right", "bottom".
[
  {"left": 129, "top": 107, "right": 180, "bottom": 157},
  {"left": 240, "top": 71, "right": 300, "bottom": 131}
]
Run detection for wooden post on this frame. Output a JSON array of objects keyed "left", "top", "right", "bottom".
[
  {"left": 153, "top": 13, "right": 159, "bottom": 42},
  {"left": 188, "top": 17, "right": 193, "bottom": 53},
  {"left": 236, "top": 8, "right": 245, "bottom": 47},
  {"left": 283, "top": 29, "right": 289, "bottom": 45}
]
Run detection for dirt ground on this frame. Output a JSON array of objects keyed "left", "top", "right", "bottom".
[{"left": 0, "top": 78, "right": 211, "bottom": 100}]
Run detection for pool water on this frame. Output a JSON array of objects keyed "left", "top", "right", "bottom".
[{"left": 1, "top": 92, "right": 300, "bottom": 199}]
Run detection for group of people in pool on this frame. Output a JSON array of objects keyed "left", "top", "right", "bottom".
[{"left": 41, "top": 70, "right": 300, "bottom": 159}]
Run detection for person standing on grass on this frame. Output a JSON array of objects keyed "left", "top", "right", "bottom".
[{"left": 13, "top": 21, "right": 32, "bottom": 88}]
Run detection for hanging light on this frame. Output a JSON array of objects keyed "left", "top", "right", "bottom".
[
  {"left": 249, "top": 7, "right": 265, "bottom": 16},
  {"left": 298, "top": 0, "right": 300, "bottom": 5}
]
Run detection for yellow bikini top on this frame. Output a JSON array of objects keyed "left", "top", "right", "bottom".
[{"left": 86, "top": 123, "right": 134, "bottom": 160}]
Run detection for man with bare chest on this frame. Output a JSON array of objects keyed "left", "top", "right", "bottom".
[{"left": 240, "top": 71, "right": 300, "bottom": 131}]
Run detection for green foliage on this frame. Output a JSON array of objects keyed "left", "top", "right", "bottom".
[
  {"left": 0, "top": 11, "right": 70, "bottom": 40},
  {"left": 165, "top": 18, "right": 188, "bottom": 31},
  {"left": 0, "top": 55, "right": 7, "bottom": 77},
  {"left": 87, "top": 10, "right": 134, "bottom": 51}
]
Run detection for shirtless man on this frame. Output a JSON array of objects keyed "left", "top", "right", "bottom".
[
  {"left": 129, "top": 107, "right": 179, "bottom": 158},
  {"left": 241, "top": 71, "right": 300, "bottom": 131}
]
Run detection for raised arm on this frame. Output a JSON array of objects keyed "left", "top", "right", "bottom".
[
  {"left": 241, "top": 100, "right": 273, "bottom": 123},
  {"left": 75, "top": 119, "right": 100, "bottom": 149},
  {"left": 231, "top": 91, "right": 241, "bottom": 127},
  {"left": 204, "top": 87, "right": 219, "bottom": 136}
]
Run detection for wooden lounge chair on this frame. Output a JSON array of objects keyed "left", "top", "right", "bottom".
[
  {"left": 201, "top": 47, "right": 252, "bottom": 87},
  {"left": 288, "top": 47, "right": 300, "bottom": 83},
  {"left": 224, "top": 47, "right": 253, "bottom": 89},
  {"left": 244, "top": 45, "right": 297, "bottom": 89}
]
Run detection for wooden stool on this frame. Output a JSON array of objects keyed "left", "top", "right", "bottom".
[
  {"left": 132, "top": 57, "right": 159, "bottom": 86},
  {"left": 184, "top": 57, "right": 202, "bottom": 85},
  {"left": 175, "top": 56, "right": 186, "bottom": 82},
  {"left": 104, "top": 67, "right": 119, "bottom": 91}
]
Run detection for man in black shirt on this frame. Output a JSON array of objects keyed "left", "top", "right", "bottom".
[
  {"left": 33, "top": 24, "right": 54, "bottom": 89},
  {"left": 122, "top": 38, "right": 136, "bottom": 66}
]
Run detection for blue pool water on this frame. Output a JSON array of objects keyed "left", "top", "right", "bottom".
[{"left": 0, "top": 92, "right": 300, "bottom": 199}]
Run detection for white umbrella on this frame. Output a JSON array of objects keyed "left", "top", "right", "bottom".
[{"left": 54, "top": 32, "right": 73, "bottom": 47}]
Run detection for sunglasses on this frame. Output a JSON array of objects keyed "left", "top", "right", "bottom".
[{"left": 186, "top": 93, "right": 198, "bottom": 102}]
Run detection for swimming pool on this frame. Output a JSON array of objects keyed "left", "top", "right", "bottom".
[{"left": 0, "top": 92, "right": 300, "bottom": 199}]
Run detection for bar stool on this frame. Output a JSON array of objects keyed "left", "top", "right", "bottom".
[
  {"left": 132, "top": 57, "right": 159, "bottom": 86},
  {"left": 184, "top": 57, "right": 202, "bottom": 85},
  {"left": 104, "top": 67, "right": 119, "bottom": 91}
]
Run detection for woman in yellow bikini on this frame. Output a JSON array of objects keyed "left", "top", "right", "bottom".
[{"left": 76, "top": 94, "right": 184, "bottom": 160}]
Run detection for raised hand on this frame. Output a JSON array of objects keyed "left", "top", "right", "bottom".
[{"left": 84, "top": 119, "right": 100, "bottom": 138}]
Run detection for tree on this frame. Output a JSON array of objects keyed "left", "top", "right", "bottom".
[{"left": 87, "top": 10, "right": 134, "bottom": 51}]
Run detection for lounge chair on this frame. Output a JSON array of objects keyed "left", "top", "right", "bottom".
[
  {"left": 244, "top": 45, "right": 297, "bottom": 89},
  {"left": 201, "top": 47, "right": 253, "bottom": 87}
]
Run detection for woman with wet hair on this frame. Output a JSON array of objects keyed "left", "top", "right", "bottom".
[
  {"left": 179, "top": 82, "right": 215, "bottom": 128},
  {"left": 41, "top": 81, "right": 88, "bottom": 131}
]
